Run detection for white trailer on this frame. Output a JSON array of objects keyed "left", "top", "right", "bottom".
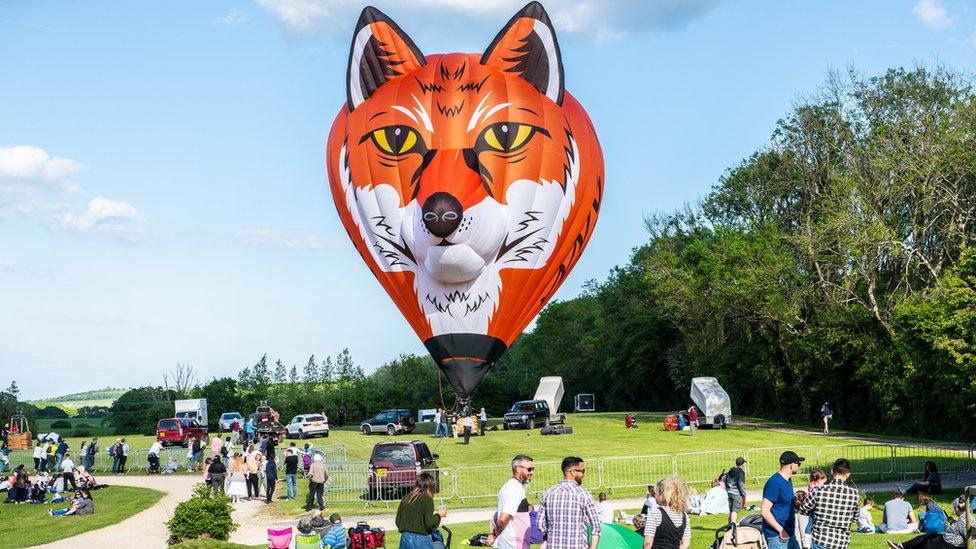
[
  {"left": 175, "top": 398, "right": 209, "bottom": 426},
  {"left": 534, "top": 376, "right": 566, "bottom": 424},
  {"left": 689, "top": 377, "right": 731, "bottom": 428}
]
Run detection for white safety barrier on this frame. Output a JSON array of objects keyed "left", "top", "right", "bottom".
[
  {"left": 674, "top": 449, "right": 744, "bottom": 485},
  {"left": 602, "top": 455, "right": 675, "bottom": 492}
]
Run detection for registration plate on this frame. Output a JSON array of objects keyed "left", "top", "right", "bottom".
[{"left": 376, "top": 468, "right": 388, "bottom": 477}]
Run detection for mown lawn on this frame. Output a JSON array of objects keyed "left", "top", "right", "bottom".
[{"left": 0, "top": 485, "right": 163, "bottom": 548}]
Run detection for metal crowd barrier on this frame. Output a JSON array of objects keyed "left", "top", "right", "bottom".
[
  {"left": 674, "top": 449, "right": 743, "bottom": 485},
  {"left": 816, "top": 444, "right": 894, "bottom": 479},
  {"left": 601, "top": 454, "right": 675, "bottom": 492},
  {"left": 892, "top": 443, "right": 972, "bottom": 478}
]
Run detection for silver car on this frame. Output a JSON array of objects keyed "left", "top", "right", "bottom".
[
  {"left": 218, "top": 412, "right": 243, "bottom": 431},
  {"left": 285, "top": 414, "right": 330, "bottom": 439}
]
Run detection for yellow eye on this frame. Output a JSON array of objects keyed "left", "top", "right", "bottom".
[
  {"left": 366, "top": 125, "right": 423, "bottom": 156},
  {"left": 480, "top": 123, "right": 537, "bottom": 152}
]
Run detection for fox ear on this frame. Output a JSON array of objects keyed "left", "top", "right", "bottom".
[
  {"left": 347, "top": 6, "right": 426, "bottom": 111},
  {"left": 481, "top": 1, "right": 564, "bottom": 105}
]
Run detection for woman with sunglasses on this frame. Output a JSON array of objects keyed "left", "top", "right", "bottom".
[{"left": 49, "top": 490, "right": 93, "bottom": 516}]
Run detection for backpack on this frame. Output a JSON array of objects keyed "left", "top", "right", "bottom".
[
  {"left": 347, "top": 522, "right": 384, "bottom": 549},
  {"left": 303, "top": 453, "right": 313, "bottom": 468},
  {"left": 467, "top": 534, "right": 490, "bottom": 547},
  {"left": 108, "top": 445, "right": 116, "bottom": 457},
  {"left": 921, "top": 504, "right": 947, "bottom": 534}
]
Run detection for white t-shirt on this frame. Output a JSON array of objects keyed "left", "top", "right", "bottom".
[
  {"left": 62, "top": 458, "right": 74, "bottom": 473},
  {"left": 598, "top": 501, "right": 614, "bottom": 523},
  {"left": 149, "top": 441, "right": 163, "bottom": 456},
  {"left": 463, "top": 416, "right": 473, "bottom": 428},
  {"left": 494, "top": 478, "right": 526, "bottom": 549}
]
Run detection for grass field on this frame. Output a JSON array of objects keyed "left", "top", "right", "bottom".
[
  {"left": 0, "top": 485, "right": 163, "bottom": 548},
  {"left": 171, "top": 492, "right": 964, "bottom": 549}
]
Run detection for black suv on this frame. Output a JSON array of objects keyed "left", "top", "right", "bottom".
[
  {"left": 361, "top": 409, "right": 416, "bottom": 435},
  {"left": 367, "top": 440, "right": 439, "bottom": 499},
  {"left": 503, "top": 400, "right": 552, "bottom": 430}
]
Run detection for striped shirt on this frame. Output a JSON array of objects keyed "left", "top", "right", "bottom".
[
  {"left": 644, "top": 506, "right": 691, "bottom": 542},
  {"left": 538, "top": 480, "right": 602, "bottom": 549}
]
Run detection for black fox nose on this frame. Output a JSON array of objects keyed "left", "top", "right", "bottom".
[{"left": 421, "top": 192, "right": 463, "bottom": 238}]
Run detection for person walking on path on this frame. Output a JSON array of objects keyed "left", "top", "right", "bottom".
[
  {"left": 462, "top": 413, "right": 473, "bottom": 444},
  {"left": 762, "top": 451, "right": 805, "bottom": 549},
  {"left": 687, "top": 406, "right": 698, "bottom": 437},
  {"left": 284, "top": 446, "right": 299, "bottom": 500},
  {"left": 642, "top": 476, "right": 691, "bottom": 549},
  {"left": 821, "top": 403, "right": 832, "bottom": 435},
  {"left": 211, "top": 434, "right": 223, "bottom": 459},
  {"left": 798, "top": 458, "right": 859, "bottom": 549},
  {"left": 231, "top": 418, "right": 241, "bottom": 444},
  {"left": 489, "top": 454, "right": 534, "bottom": 549},
  {"left": 726, "top": 457, "right": 748, "bottom": 526},
  {"left": 395, "top": 472, "right": 446, "bottom": 549},
  {"left": 264, "top": 454, "right": 277, "bottom": 503},
  {"left": 245, "top": 448, "right": 261, "bottom": 500},
  {"left": 61, "top": 453, "right": 77, "bottom": 491},
  {"left": 208, "top": 455, "right": 227, "bottom": 495},
  {"left": 479, "top": 408, "right": 488, "bottom": 436},
  {"left": 304, "top": 453, "right": 327, "bottom": 511},
  {"left": 537, "top": 456, "right": 602, "bottom": 549}
]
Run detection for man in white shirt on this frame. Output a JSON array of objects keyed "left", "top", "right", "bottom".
[
  {"left": 597, "top": 492, "right": 614, "bottom": 523},
  {"left": 490, "top": 454, "right": 534, "bottom": 549},
  {"left": 462, "top": 414, "right": 474, "bottom": 445},
  {"left": 433, "top": 409, "right": 443, "bottom": 438},
  {"left": 62, "top": 453, "right": 77, "bottom": 490}
]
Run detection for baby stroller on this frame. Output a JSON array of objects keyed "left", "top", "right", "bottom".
[
  {"left": 147, "top": 453, "right": 161, "bottom": 474},
  {"left": 711, "top": 516, "right": 766, "bottom": 549},
  {"left": 432, "top": 525, "right": 452, "bottom": 549}
]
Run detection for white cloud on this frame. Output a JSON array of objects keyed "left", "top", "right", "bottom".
[
  {"left": 913, "top": 0, "right": 953, "bottom": 30},
  {"left": 59, "top": 197, "right": 139, "bottom": 232},
  {"left": 255, "top": 0, "right": 722, "bottom": 41},
  {"left": 239, "top": 228, "right": 326, "bottom": 250},
  {"left": 214, "top": 8, "right": 249, "bottom": 26},
  {"left": 0, "top": 145, "right": 87, "bottom": 188}
]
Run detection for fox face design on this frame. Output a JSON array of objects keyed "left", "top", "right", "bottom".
[{"left": 326, "top": 2, "right": 603, "bottom": 396}]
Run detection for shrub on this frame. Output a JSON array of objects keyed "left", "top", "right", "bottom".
[
  {"left": 73, "top": 430, "right": 92, "bottom": 438},
  {"left": 50, "top": 420, "right": 72, "bottom": 429},
  {"left": 167, "top": 484, "right": 236, "bottom": 543},
  {"left": 73, "top": 423, "right": 93, "bottom": 429}
]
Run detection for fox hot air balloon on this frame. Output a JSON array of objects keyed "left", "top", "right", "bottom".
[{"left": 326, "top": 2, "right": 604, "bottom": 404}]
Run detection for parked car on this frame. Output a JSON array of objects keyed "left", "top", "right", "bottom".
[
  {"left": 285, "top": 414, "right": 330, "bottom": 439},
  {"left": 361, "top": 409, "right": 416, "bottom": 436},
  {"left": 502, "top": 400, "right": 552, "bottom": 430},
  {"left": 218, "top": 412, "right": 243, "bottom": 431},
  {"left": 156, "top": 417, "right": 208, "bottom": 447},
  {"left": 367, "top": 440, "right": 439, "bottom": 499}
]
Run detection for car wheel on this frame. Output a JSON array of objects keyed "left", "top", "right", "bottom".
[
  {"left": 362, "top": 425, "right": 371, "bottom": 435},
  {"left": 324, "top": 431, "right": 329, "bottom": 437},
  {"left": 298, "top": 430, "right": 305, "bottom": 439},
  {"left": 528, "top": 419, "right": 535, "bottom": 430},
  {"left": 503, "top": 423, "right": 509, "bottom": 430},
  {"left": 387, "top": 425, "right": 396, "bottom": 436}
]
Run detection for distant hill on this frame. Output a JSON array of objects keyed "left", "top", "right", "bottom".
[{"left": 28, "top": 387, "right": 128, "bottom": 415}]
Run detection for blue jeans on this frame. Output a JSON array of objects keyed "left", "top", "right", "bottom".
[
  {"left": 434, "top": 424, "right": 448, "bottom": 437},
  {"left": 286, "top": 474, "right": 297, "bottom": 499},
  {"left": 765, "top": 535, "right": 800, "bottom": 549},
  {"left": 399, "top": 532, "right": 433, "bottom": 549},
  {"left": 112, "top": 456, "right": 120, "bottom": 473}
]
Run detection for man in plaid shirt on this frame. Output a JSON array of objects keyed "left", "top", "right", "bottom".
[
  {"left": 538, "top": 456, "right": 602, "bottom": 549},
  {"left": 798, "top": 458, "right": 860, "bottom": 549}
]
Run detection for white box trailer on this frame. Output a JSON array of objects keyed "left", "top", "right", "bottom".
[
  {"left": 690, "top": 377, "right": 731, "bottom": 428},
  {"left": 175, "top": 398, "right": 209, "bottom": 426},
  {"left": 534, "top": 376, "right": 566, "bottom": 424}
]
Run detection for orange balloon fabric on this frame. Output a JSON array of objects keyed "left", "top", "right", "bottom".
[{"left": 326, "top": 2, "right": 604, "bottom": 397}]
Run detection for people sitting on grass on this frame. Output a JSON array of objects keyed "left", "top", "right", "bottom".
[
  {"left": 917, "top": 492, "right": 949, "bottom": 534},
  {"left": 695, "top": 479, "right": 730, "bottom": 515},
  {"left": 28, "top": 481, "right": 46, "bottom": 504},
  {"left": 643, "top": 476, "right": 692, "bottom": 549},
  {"left": 322, "top": 512, "right": 348, "bottom": 549},
  {"left": 163, "top": 456, "right": 179, "bottom": 475},
  {"left": 880, "top": 489, "right": 919, "bottom": 533},
  {"left": 75, "top": 466, "right": 104, "bottom": 490},
  {"left": 297, "top": 517, "right": 316, "bottom": 536},
  {"left": 887, "top": 496, "right": 969, "bottom": 549},
  {"left": 4, "top": 464, "right": 29, "bottom": 503},
  {"left": 906, "top": 461, "right": 942, "bottom": 495},
  {"left": 49, "top": 490, "right": 93, "bottom": 517},
  {"left": 857, "top": 497, "right": 877, "bottom": 533}
]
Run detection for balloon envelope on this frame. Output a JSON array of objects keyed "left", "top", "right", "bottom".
[{"left": 326, "top": 2, "right": 604, "bottom": 397}]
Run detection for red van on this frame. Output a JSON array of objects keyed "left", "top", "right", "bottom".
[
  {"left": 367, "top": 440, "right": 439, "bottom": 500},
  {"left": 157, "top": 418, "right": 209, "bottom": 447}
]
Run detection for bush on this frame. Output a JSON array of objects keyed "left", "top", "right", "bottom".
[
  {"left": 73, "top": 423, "right": 93, "bottom": 429},
  {"left": 167, "top": 484, "right": 236, "bottom": 544},
  {"left": 50, "top": 420, "right": 72, "bottom": 428},
  {"left": 73, "top": 430, "right": 92, "bottom": 438},
  {"left": 37, "top": 406, "right": 70, "bottom": 419}
]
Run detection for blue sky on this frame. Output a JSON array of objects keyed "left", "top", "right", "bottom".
[{"left": 2, "top": 0, "right": 974, "bottom": 400}]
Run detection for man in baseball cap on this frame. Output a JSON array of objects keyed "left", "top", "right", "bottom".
[
  {"left": 727, "top": 456, "right": 748, "bottom": 525},
  {"left": 761, "top": 451, "right": 806, "bottom": 548}
]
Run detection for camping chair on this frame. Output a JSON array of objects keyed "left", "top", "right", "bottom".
[
  {"left": 268, "top": 527, "right": 293, "bottom": 549},
  {"left": 296, "top": 532, "right": 322, "bottom": 549}
]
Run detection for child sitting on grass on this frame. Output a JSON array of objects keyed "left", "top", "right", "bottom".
[{"left": 857, "top": 497, "right": 877, "bottom": 533}]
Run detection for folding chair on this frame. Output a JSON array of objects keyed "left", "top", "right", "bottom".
[
  {"left": 296, "top": 532, "right": 323, "bottom": 549},
  {"left": 268, "top": 527, "right": 294, "bottom": 549}
]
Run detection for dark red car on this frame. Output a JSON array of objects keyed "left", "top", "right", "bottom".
[
  {"left": 367, "top": 440, "right": 439, "bottom": 500},
  {"left": 157, "top": 418, "right": 208, "bottom": 447}
]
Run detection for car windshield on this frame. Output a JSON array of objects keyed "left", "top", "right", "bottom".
[
  {"left": 373, "top": 445, "right": 415, "bottom": 467},
  {"left": 223, "top": 413, "right": 241, "bottom": 419},
  {"left": 510, "top": 403, "right": 535, "bottom": 413}
]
